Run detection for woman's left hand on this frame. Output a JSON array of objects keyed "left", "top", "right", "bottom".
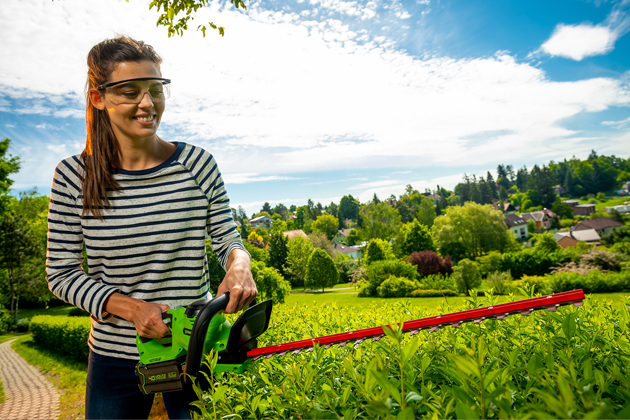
[{"left": 217, "top": 248, "right": 258, "bottom": 313}]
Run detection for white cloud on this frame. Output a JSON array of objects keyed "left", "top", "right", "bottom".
[
  {"left": 46, "top": 144, "right": 66, "bottom": 154},
  {"left": 349, "top": 179, "right": 400, "bottom": 189},
  {"left": 223, "top": 173, "right": 301, "bottom": 184},
  {"left": 36, "top": 123, "right": 61, "bottom": 130},
  {"left": 602, "top": 116, "right": 630, "bottom": 128},
  {"left": 539, "top": 2, "right": 630, "bottom": 61},
  {"left": 541, "top": 24, "right": 616, "bottom": 61},
  {"left": 5, "top": 124, "right": 15, "bottom": 128}
]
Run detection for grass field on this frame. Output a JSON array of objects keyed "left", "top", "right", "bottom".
[
  {"left": 16, "top": 305, "right": 75, "bottom": 320},
  {"left": 576, "top": 196, "right": 629, "bottom": 211}
]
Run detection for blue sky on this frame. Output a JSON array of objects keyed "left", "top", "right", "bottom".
[{"left": 1, "top": 0, "right": 629, "bottom": 216}]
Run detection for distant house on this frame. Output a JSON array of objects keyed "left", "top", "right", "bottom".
[
  {"left": 562, "top": 199, "right": 580, "bottom": 207},
  {"left": 504, "top": 214, "right": 528, "bottom": 240},
  {"left": 572, "top": 204, "right": 596, "bottom": 216},
  {"left": 283, "top": 229, "right": 308, "bottom": 240},
  {"left": 624, "top": 181, "right": 630, "bottom": 193},
  {"left": 249, "top": 215, "right": 273, "bottom": 230},
  {"left": 606, "top": 204, "right": 630, "bottom": 214},
  {"left": 520, "top": 211, "right": 552, "bottom": 230},
  {"left": 333, "top": 243, "right": 362, "bottom": 259},
  {"left": 332, "top": 228, "right": 353, "bottom": 244},
  {"left": 343, "top": 219, "right": 353, "bottom": 228},
  {"left": 288, "top": 214, "right": 297, "bottom": 220},
  {"left": 573, "top": 217, "right": 623, "bottom": 235},
  {"left": 554, "top": 185, "right": 566, "bottom": 196},
  {"left": 554, "top": 229, "right": 601, "bottom": 246},
  {"left": 427, "top": 194, "right": 442, "bottom": 203},
  {"left": 494, "top": 201, "right": 517, "bottom": 214}
]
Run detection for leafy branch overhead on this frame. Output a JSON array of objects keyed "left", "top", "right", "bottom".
[{"left": 146, "top": 0, "right": 247, "bottom": 37}]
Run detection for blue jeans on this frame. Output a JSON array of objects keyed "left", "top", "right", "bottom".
[{"left": 86, "top": 350, "right": 198, "bottom": 419}]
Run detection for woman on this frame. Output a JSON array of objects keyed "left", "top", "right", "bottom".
[{"left": 46, "top": 36, "right": 257, "bottom": 419}]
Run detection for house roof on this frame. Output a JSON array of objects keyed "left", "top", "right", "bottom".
[
  {"left": 573, "top": 217, "right": 623, "bottom": 231},
  {"left": 520, "top": 211, "right": 549, "bottom": 222},
  {"left": 335, "top": 228, "right": 353, "bottom": 237},
  {"left": 543, "top": 208, "right": 557, "bottom": 218},
  {"left": 504, "top": 214, "right": 527, "bottom": 228},
  {"left": 555, "top": 229, "right": 601, "bottom": 242},
  {"left": 575, "top": 204, "right": 596, "bottom": 208},
  {"left": 282, "top": 229, "right": 308, "bottom": 240},
  {"left": 562, "top": 200, "right": 580, "bottom": 204},
  {"left": 427, "top": 194, "right": 442, "bottom": 200},
  {"left": 249, "top": 215, "right": 271, "bottom": 223},
  {"left": 333, "top": 243, "right": 360, "bottom": 254}
]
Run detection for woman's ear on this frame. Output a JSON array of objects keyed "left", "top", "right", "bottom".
[{"left": 88, "top": 89, "right": 106, "bottom": 111}]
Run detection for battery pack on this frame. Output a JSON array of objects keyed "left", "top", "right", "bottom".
[{"left": 135, "top": 359, "right": 183, "bottom": 395}]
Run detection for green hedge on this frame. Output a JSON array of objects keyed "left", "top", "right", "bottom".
[
  {"left": 409, "top": 288, "right": 459, "bottom": 297},
  {"left": 548, "top": 270, "right": 630, "bottom": 294},
  {"left": 30, "top": 315, "right": 91, "bottom": 361}
]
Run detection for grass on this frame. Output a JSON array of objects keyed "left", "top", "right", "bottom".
[
  {"left": 16, "top": 305, "right": 75, "bottom": 319},
  {"left": 8, "top": 335, "right": 168, "bottom": 419},
  {"left": 291, "top": 283, "right": 356, "bottom": 292},
  {"left": 576, "top": 196, "right": 629, "bottom": 211}
]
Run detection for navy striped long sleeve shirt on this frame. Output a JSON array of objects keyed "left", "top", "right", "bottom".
[{"left": 46, "top": 142, "right": 247, "bottom": 359}]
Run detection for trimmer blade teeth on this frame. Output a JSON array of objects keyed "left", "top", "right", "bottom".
[
  {"left": 430, "top": 326, "right": 440, "bottom": 333},
  {"left": 546, "top": 304, "right": 559, "bottom": 312},
  {"left": 451, "top": 321, "right": 463, "bottom": 328},
  {"left": 291, "top": 349, "right": 301, "bottom": 355},
  {"left": 408, "top": 329, "right": 420, "bottom": 336},
  {"left": 521, "top": 309, "right": 533, "bottom": 316},
  {"left": 573, "top": 301, "right": 583, "bottom": 307},
  {"left": 473, "top": 318, "right": 484, "bottom": 324},
  {"left": 372, "top": 335, "right": 384, "bottom": 342}
]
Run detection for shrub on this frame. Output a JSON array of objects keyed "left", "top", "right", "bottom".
[
  {"left": 377, "top": 276, "right": 420, "bottom": 298},
  {"left": 409, "top": 288, "right": 459, "bottom": 297},
  {"left": 336, "top": 259, "right": 359, "bottom": 283},
  {"left": 305, "top": 249, "right": 339, "bottom": 291},
  {"left": 68, "top": 306, "right": 91, "bottom": 317},
  {"left": 30, "top": 315, "right": 91, "bottom": 362},
  {"left": 512, "top": 275, "right": 552, "bottom": 295},
  {"left": 402, "top": 220, "right": 436, "bottom": 254},
  {"left": 0, "top": 307, "right": 14, "bottom": 334},
  {"left": 580, "top": 249, "right": 623, "bottom": 272},
  {"left": 477, "top": 251, "right": 503, "bottom": 277},
  {"left": 418, "top": 274, "right": 457, "bottom": 292},
  {"left": 499, "top": 249, "right": 574, "bottom": 279},
  {"left": 358, "top": 259, "right": 418, "bottom": 297},
  {"left": 485, "top": 271, "right": 513, "bottom": 295},
  {"left": 548, "top": 270, "right": 630, "bottom": 294},
  {"left": 16, "top": 318, "right": 30, "bottom": 332},
  {"left": 611, "top": 241, "right": 630, "bottom": 256},
  {"left": 243, "top": 240, "right": 268, "bottom": 264},
  {"left": 250, "top": 261, "right": 292, "bottom": 304},
  {"left": 408, "top": 251, "right": 453, "bottom": 277},
  {"left": 453, "top": 259, "right": 481, "bottom": 295}
]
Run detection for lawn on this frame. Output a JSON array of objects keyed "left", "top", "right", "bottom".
[
  {"left": 576, "top": 196, "right": 629, "bottom": 211},
  {"left": 16, "top": 305, "right": 75, "bottom": 319}
]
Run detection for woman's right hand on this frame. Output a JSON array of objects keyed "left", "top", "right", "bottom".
[
  {"left": 103, "top": 292, "right": 170, "bottom": 339},
  {"left": 131, "top": 301, "right": 171, "bottom": 339}
]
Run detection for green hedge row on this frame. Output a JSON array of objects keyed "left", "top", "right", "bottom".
[{"left": 30, "top": 315, "right": 91, "bottom": 361}]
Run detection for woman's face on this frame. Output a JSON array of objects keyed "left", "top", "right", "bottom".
[{"left": 98, "top": 60, "right": 166, "bottom": 143}]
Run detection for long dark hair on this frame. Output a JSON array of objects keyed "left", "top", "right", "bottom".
[{"left": 82, "top": 36, "right": 162, "bottom": 219}]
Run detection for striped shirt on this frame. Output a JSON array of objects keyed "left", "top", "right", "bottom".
[{"left": 46, "top": 142, "right": 246, "bottom": 360}]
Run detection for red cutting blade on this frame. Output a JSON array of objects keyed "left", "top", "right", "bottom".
[{"left": 247, "top": 289, "right": 585, "bottom": 359}]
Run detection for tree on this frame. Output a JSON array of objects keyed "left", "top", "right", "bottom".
[
  {"left": 453, "top": 259, "right": 481, "bottom": 295},
  {"left": 268, "top": 230, "right": 289, "bottom": 277},
  {"left": 499, "top": 186, "right": 508, "bottom": 201},
  {"left": 416, "top": 197, "right": 437, "bottom": 228},
  {"left": 361, "top": 202, "right": 402, "bottom": 240},
  {"left": 527, "top": 165, "right": 557, "bottom": 208},
  {"left": 516, "top": 166, "right": 528, "bottom": 191},
  {"left": 305, "top": 248, "right": 339, "bottom": 292},
  {"left": 250, "top": 261, "right": 291, "bottom": 304},
  {"left": 372, "top": 193, "right": 380, "bottom": 204},
  {"left": 273, "top": 203, "right": 288, "bottom": 219},
  {"left": 338, "top": 195, "right": 360, "bottom": 222},
  {"left": 237, "top": 206, "right": 248, "bottom": 220},
  {"left": 345, "top": 229, "right": 362, "bottom": 246},
  {"left": 551, "top": 200, "right": 573, "bottom": 220},
  {"left": 284, "top": 236, "right": 314, "bottom": 289},
  {"left": 261, "top": 202, "right": 272, "bottom": 214},
  {"left": 308, "top": 232, "right": 335, "bottom": 257},
  {"left": 311, "top": 214, "right": 339, "bottom": 240},
  {"left": 0, "top": 138, "right": 21, "bottom": 215},
  {"left": 403, "top": 220, "right": 436, "bottom": 255},
  {"left": 206, "top": 239, "right": 226, "bottom": 294},
  {"left": 364, "top": 240, "right": 386, "bottom": 265},
  {"left": 531, "top": 232, "right": 560, "bottom": 253},
  {"left": 431, "top": 202, "right": 517, "bottom": 261}
]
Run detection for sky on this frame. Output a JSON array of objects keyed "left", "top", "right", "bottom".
[{"left": 1, "top": 0, "right": 629, "bottom": 217}]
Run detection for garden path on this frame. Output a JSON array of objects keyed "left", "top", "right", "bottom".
[{"left": 0, "top": 338, "right": 60, "bottom": 419}]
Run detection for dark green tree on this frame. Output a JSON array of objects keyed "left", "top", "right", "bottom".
[
  {"left": 261, "top": 202, "right": 272, "bottom": 214},
  {"left": 305, "top": 248, "right": 339, "bottom": 292},
  {"left": 364, "top": 240, "right": 386, "bottom": 265},
  {"left": 403, "top": 220, "right": 436, "bottom": 255},
  {"left": 339, "top": 195, "right": 360, "bottom": 221},
  {"left": 268, "top": 230, "right": 289, "bottom": 277}
]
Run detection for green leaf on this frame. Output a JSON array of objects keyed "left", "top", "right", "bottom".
[
  {"left": 371, "top": 369, "right": 401, "bottom": 404},
  {"left": 405, "top": 391, "right": 422, "bottom": 403},
  {"left": 562, "top": 313, "right": 576, "bottom": 340},
  {"left": 396, "top": 407, "right": 415, "bottom": 419},
  {"left": 456, "top": 402, "right": 479, "bottom": 419}
]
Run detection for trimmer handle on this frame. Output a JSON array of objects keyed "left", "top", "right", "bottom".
[
  {"left": 138, "top": 312, "right": 173, "bottom": 344},
  {"left": 183, "top": 292, "right": 231, "bottom": 382}
]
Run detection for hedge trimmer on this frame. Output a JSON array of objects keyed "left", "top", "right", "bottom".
[{"left": 135, "top": 289, "right": 585, "bottom": 395}]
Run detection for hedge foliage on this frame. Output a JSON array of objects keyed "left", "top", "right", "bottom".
[
  {"left": 30, "top": 315, "right": 91, "bottom": 361},
  {"left": 499, "top": 249, "right": 574, "bottom": 279},
  {"left": 358, "top": 260, "right": 418, "bottom": 297},
  {"left": 377, "top": 276, "right": 420, "bottom": 298}
]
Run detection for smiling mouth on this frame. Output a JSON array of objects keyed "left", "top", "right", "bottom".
[{"left": 134, "top": 115, "right": 155, "bottom": 122}]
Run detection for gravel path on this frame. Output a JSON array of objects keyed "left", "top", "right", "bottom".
[{"left": 0, "top": 338, "right": 60, "bottom": 419}]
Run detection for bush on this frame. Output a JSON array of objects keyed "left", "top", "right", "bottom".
[
  {"left": 30, "top": 315, "right": 91, "bottom": 362},
  {"left": 477, "top": 251, "right": 503, "bottom": 278},
  {"left": 358, "top": 259, "right": 418, "bottom": 297},
  {"left": 512, "top": 275, "right": 552, "bottom": 295},
  {"left": 250, "top": 261, "right": 292, "bottom": 304},
  {"left": 336, "top": 259, "right": 359, "bottom": 283},
  {"left": 0, "top": 307, "right": 15, "bottom": 334},
  {"left": 408, "top": 251, "right": 453, "bottom": 277},
  {"left": 580, "top": 249, "right": 623, "bottom": 272},
  {"left": 418, "top": 274, "right": 457, "bottom": 292},
  {"left": 499, "top": 249, "right": 574, "bottom": 279},
  {"left": 409, "top": 289, "right": 459, "bottom": 297},
  {"left": 377, "top": 276, "right": 420, "bottom": 298},
  {"left": 611, "top": 241, "right": 630, "bottom": 256},
  {"left": 68, "top": 306, "right": 91, "bottom": 317},
  {"left": 16, "top": 318, "right": 30, "bottom": 332},
  {"left": 453, "top": 259, "right": 481, "bottom": 295},
  {"left": 485, "top": 271, "right": 513, "bottom": 295},
  {"left": 244, "top": 240, "right": 268, "bottom": 264},
  {"left": 548, "top": 270, "right": 630, "bottom": 294},
  {"left": 364, "top": 240, "right": 386, "bottom": 265}
]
